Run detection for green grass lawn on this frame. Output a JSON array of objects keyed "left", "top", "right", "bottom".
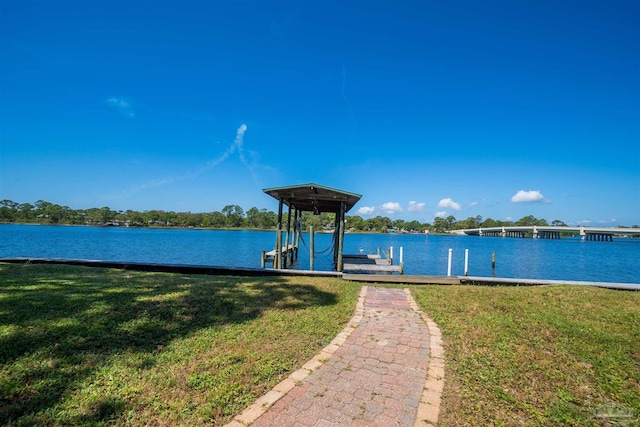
[
  {"left": 2, "top": 264, "right": 638, "bottom": 426},
  {"left": 0, "top": 263, "right": 361, "bottom": 426},
  {"left": 412, "top": 285, "right": 640, "bottom": 426}
]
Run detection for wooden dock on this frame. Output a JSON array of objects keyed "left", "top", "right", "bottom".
[
  {"left": 342, "top": 274, "right": 459, "bottom": 284},
  {"left": 342, "top": 253, "right": 404, "bottom": 274},
  {"left": 261, "top": 244, "right": 298, "bottom": 268},
  {"left": 260, "top": 244, "right": 298, "bottom": 268}
]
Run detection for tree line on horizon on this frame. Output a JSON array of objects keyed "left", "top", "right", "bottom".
[{"left": 1, "top": 199, "right": 637, "bottom": 233}]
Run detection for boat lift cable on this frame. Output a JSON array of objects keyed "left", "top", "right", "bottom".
[
  {"left": 296, "top": 230, "right": 335, "bottom": 270},
  {"left": 315, "top": 227, "right": 337, "bottom": 255},
  {"left": 295, "top": 220, "right": 336, "bottom": 257}
]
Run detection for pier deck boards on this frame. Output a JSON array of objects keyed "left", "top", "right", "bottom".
[
  {"left": 342, "top": 253, "right": 403, "bottom": 274},
  {"left": 342, "top": 274, "right": 459, "bottom": 284},
  {"left": 261, "top": 244, "right": 298, "bottom": 268},
  {"left": 264, "top": 244, "right": 296, "bottom": 258},
  {"left": 342, "top": 263, "right": 403, "bottom": 273}
]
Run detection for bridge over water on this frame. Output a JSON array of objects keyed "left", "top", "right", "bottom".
[{"left": 452, "top": 226, "right": 640, "bottom": 241}]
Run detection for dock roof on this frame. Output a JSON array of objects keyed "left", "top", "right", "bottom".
[{"left": 263, "top": 183, "right": 362, "bottom": 214}]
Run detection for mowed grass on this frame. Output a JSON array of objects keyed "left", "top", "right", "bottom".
[
  {"left": 3, "top": 264, "right": 639, "bottom": 426},
  {"left": 412, "top": 285, "right": 640, "bottom": 426},
  {"left": 0, "top": 263, "right": 361, "bottom": 426}
]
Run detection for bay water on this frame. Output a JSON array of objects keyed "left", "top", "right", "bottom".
[{"left": 1, "top": 224, "right": 638, "bottom": 284}]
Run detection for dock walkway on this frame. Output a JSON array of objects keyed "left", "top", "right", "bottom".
[
  {"left": 261, "top": 244, "right": 298, "bottom": 268},
  {"left": 342, "top": 254, "right": 404, "bottom": 275}
]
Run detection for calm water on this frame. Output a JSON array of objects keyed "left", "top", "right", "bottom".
[{"left": 1, "top": 224, "right": 639, "bottom": 283}]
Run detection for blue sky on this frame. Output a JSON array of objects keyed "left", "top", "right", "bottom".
[{"left": 1, "top": 1, "right": 638, "bottom": 226}]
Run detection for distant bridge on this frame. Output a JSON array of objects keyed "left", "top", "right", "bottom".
[{"left": 451, "top": 226, "right": 640, "bottom": 241}]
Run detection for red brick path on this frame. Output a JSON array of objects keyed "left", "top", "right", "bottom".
[{"left": 248, "top": 287, "right": 431, "bottom": 427}]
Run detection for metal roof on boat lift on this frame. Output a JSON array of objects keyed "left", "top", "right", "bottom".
[{"left": 263, "top": 183, "right": 362, "bottom": 214}]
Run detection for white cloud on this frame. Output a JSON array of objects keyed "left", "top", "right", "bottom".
[
  {"left": 434, "top": 211, "right": 447, "bottom": 218},
  {"left": 356, "top": 202, "right": 403, "bottom": 216},
  {"left": 510, "top": 190, "right": 550, "bottom": 203},
  {"left": 357, "top": 206, "right": 376, "bottom": 215},
  {"left": 381, "top": 202, "right": 403, "bottom": 214},
  {"left": 578, "top": 220, "right": 591, "bottom": 225},
  {"left": 437, "top": 198, "right": 461, "bottom": 211},
  {"left": 597, "top": 218, "right": 617, "bottom": 224},
  {"left": 407, "top": 201, "right": 425, "bottom": 213},
  {"left": 106, "top": 97, "right": 135, "bottom": 118}
]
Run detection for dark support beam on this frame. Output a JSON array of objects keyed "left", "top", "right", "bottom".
[
  {"left": 333, "top": 211, "right": 340, "bottom": 264},
  {"left": 337, "top": 201, "right": 346, "bottom": 272},
  {"left": 294, "top": 208, "right": 300, "bottom": 259},
  {"left": 284, "top": 206, "right": 292, "bottom": 268},
  {"left": 276, "top": 198, "right": 283, "bottom": 269}
]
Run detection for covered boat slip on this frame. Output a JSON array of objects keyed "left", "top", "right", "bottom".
[{"left": 261, "top": 183, "right": 403, "bottom": 274}]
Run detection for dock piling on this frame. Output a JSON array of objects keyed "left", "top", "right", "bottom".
[
  {"left": 275, "top": 227, "right": 282, "bottom": 269},
  {"left": 447, "top": 248, "right": 453, "bottom": 276},
  {"left": 309, "top": 225, "right": 315, "bottom": 271}
]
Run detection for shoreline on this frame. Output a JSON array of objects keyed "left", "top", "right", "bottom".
[{"left": 2, "top": 257, "right": 639, "bottom": 291}]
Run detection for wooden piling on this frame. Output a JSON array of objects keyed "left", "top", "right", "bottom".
[
  {"left": 309, "top": 225, "right": 315, "bottom": 271},
  {"left": 284, "top": 208, "right": 292, "bottom": 268},
  {"left": 337, "top": 202, "right": 346, "bottom": 272},
  {"left": 275, "top": 226, "right": 282, "bottom": 269},
  {"left": 492, "top": 251, "right": 496, "bottom": 269},
  {"left": 294, "top": 209, "right": 300, "bottom": 259}
]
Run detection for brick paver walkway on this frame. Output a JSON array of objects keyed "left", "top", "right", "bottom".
[{"left": 228, "top": 286, "right": 442, "bottom": 427}]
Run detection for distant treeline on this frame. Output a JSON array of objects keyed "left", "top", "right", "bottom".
[{"left": 1, "top": 200, "right": 637, "bottom": 233}]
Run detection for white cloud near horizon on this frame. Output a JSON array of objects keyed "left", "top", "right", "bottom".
[
  {"left": 106, "top": 97, "right": 135, "bottom": 118},
  {"left": 576, "top": 219, "right": 619, "bottom": 226},
  {"left": 511, "top": 190, "right": 551, "bottom": 203},
  {"left": 381, "top": 202, "right": 403, "bottom": 214},
  {"left": 437, "top": 198, "right": 461, "bottom": 211},
  {"left": 408, "top": 201, "right": 426, "bottom": 213},
  {"left": 356, "top": 201, "right": 403, "bottom": 216},
  {"left": 357, "top": 206, "right": 376, "bottom": 215},
  {"left": 597, "top": 218, "right": 617, "bottom": 224},
  {"left": 434, "top": 211, "right": 447, "bottom": 218}
]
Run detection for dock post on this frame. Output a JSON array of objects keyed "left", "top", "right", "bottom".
[
  {"left": 275, "top": 226, "right": 282, "bottom": 269},
  {"left": 491, "top": 251, "right": 496, "bottom": 270},
  {"left": 464, "top": 249, "right": 469, "bottom": 276},
  {"left": 389, "top": 246, "right": 393, "bottom": 265},
  {"left": 261, "top": 250, "right": 266, "bottom": 269},
  {"left": 276, "top": 198, "right": 283, "bottom": 269},
  {"left": 400, "top": 247, "right": 404, "bottom": 275},
  {"left": 309, "top": 225, "right": 315, "bottom": 271},
  {"left": 294, "top": 209, "right": 300, "bottom": 259},
  {"left": 337, "top": 202, "right": 346, "bottom": 272},
  {"left": 447, "top": 248, "right": 453, "bottom": 276},
  {"left": 283, "top": 208, "right": 292, "bottom": 268}
]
